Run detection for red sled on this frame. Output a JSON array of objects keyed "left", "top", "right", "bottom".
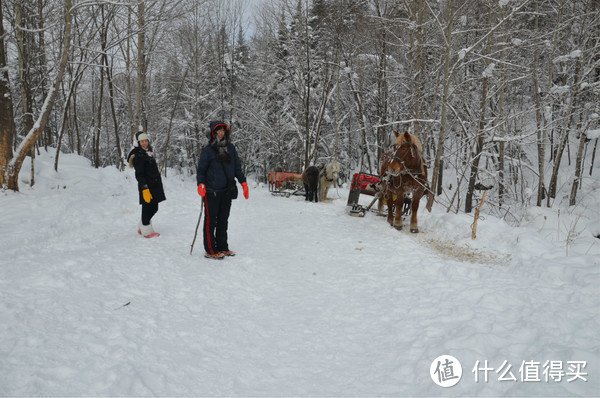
[
  {"left": 268, "top": 171, "right": 304, "bottom": 197},
  {"left": 347, "top": 173, "right": 384, "bottom": 217}
]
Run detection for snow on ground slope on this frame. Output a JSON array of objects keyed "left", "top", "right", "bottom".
[{"left": 0, "top": 150, "right": 598, "bottom": 396}]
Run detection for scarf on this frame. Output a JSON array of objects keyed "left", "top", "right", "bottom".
[{"left": 211, "top": 137, "right": 231, "bottom": 163}]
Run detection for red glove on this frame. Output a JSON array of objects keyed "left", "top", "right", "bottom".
[
  {"left": 241, "top": 182, "right": 249, "bottom": 199},
  {"left": 197, "top": 184, "right": 206, "bottom": 197}
]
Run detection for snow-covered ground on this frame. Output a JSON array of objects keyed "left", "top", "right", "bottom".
[{"left": 1, "top": 149, "right": 598, "bottom": 396}]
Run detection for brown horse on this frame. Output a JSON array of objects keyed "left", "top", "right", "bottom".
[{"left": 377, "top": 131, "right": 429, "bottom": 232}]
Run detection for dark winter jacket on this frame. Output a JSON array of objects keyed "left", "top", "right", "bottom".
[
  {"left": 196, "top": 143, "right": 246, "bottom": 193},
  {"left": 128, "top": 146, "right": 166, "bottom": 205}
]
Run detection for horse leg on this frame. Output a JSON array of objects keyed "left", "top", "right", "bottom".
[
  {"left": 387, "top": 195, "right": 394, "bottom": 226},
  {"left": 377, "top": 184, "right": 387, "bottom": 216},
  {"left": 393, "top": 192, "right": 404, "bottom": 230},
  {"left": 409, "top": 192, "right": 421, "bottom": 233},
  {"left": 377, "top": 196, "right": 384, "bottom": 216},
  {"left": 304, "top": 183, "right": 309, "bottom": 201}
]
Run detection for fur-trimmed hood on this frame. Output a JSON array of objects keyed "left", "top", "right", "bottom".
[{"left": 208, "top": 121, "right": 229, "bottom": 140}]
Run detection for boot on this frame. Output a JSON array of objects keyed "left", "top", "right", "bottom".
[
  {"left": 140, "top": 223, "right": 160, "bottom": 238},
  {"left": 204, "top": 252, "right": 225, "bottom": 260}
]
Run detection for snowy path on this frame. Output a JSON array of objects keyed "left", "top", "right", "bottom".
[{"left": 0, "top": 152, "right": 598, "bottom": 396}]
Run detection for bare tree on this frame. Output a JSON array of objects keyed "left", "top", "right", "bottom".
[
  {"left": 0, "top": 2, "right": 17, "bottom": 185},
  {"left": 465, "top": 3, "right": 493, "bottom": 214},
  {"left": 427, "top": 0, "right": 457, "bottom": 209},
  {"left": 0, "top": 0, "right": 72, "bottom": 191}
]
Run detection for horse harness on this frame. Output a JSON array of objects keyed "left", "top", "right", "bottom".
[{"left": 383, "top": 142, "right": 428, "bottom": 191}]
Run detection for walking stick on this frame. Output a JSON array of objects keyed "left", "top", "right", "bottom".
[{"left": 190, "top": 199, "right": 204, "bottom": 255}]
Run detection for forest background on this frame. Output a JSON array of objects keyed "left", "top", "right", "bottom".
[{"left": 0, "top": 0, "right": 599, "bottom": 219}]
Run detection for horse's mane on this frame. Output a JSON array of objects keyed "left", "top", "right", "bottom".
[{"left": 394, "top": 131, "right": 422, "bottom": 154}]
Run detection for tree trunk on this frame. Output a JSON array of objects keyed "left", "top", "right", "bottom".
[
  {"left": 73, "top": 89, "right": 81, "bottom": 154},
  {"left": 16, "top": 2, "right": 40, "bottom": 187},
  {"left": 296, "top": 0, "right": 311, "bottom": 169},
  {"left": 465, "top": 8, "right": 492, "bottom": 214},
  {"left": 101, "top": 6, "right": 124, "bottom": 170},
  {"left": 498, "top": 7, "right": 508, "bottom": 207},
  {"left": 135, "top": 0, "right": 146, "bottom": 134},
  {"left": 161, "top": 65, "right": 190, "bottom": 175},
  {"left": 532, "top": 0, "right": 546, "bottom": 207},
  {"left": 1, "top": 0, "right": 73, "bottom": 191},
  {"left": 308, "top": 70, "right": 335, "bottom": 164},
  {"left": 427, "top": 0, "right": 456, "bottom": 211},
  {"left": 0, "top": 3, "right": 16, "bottom": 188},
  {"left": 54, "top": 84, "right": 77, "bottom": 171},
  {"left": 548, "top": 0, "right": 589, "bottom": 201},
  {"left": 375, "top": 2, "right": 388, "bottom": 160},
  {"left": 15, "top": 2, "right": 35, "bottom": 137},
  {"left": 545, "top": 0, "right": 565, "bottom": 200},
  {"left": 36, "top": 0, "right": 50, "bottom": 148},
  {"left": 344, "top": 56, "right": 371, "bottom": 174},
  {"left": 125, "top": 9, "right": 135, "bottom": 140},
  {"left": 569, "top": 130, "right": 587, "bottom": 205},
  {"left": 410, "top": 0, "right": 426, "bottom": 139},
  {"left": 547, "top": 56, "right": 582, "bottom": 202},
  {"left": 95, "top": 59, "right": 105, "bottom": 168}
]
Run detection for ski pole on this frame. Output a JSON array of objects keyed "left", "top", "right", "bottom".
[{"left": 190, "top": 199, "right": 204, "bottom": 255}]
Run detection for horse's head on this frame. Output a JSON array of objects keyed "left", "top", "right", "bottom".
[
  {"left": 387, "top": 141, "right": 422, "bottom": 177},
  {"left": 326, "top": 161, "right": 340, "bottom": 180},
  {"left": 393, "top": 130, "right": 423, "bottom": 153}
]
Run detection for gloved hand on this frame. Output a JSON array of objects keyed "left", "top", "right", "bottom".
[
  {"left": 241, "top": 182, "right": 249, "bottom": 199},
  {"left": 197, "top": 184, "right": 206, "bottom": 197},
  {"left": 142, "top": 188, "right": 153, "bottom": 203}
]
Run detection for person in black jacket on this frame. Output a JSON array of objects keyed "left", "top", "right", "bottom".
[
  {"left": 196, "top": 121, "right": 248, "bottom": 259},
  {"left": 127, "top": 130, "right": 166, "bottom": 238}
]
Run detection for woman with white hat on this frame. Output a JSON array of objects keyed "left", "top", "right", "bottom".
[{"left": 127, "top": 130, "right": 166, "bottom": 238}]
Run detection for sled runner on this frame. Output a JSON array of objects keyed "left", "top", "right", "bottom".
[{"left": 268, "top": 171, "right": 305, "bottom": 197}]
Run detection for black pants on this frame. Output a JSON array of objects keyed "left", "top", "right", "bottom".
[
  {"left": 141, "top": 202, "right": 159, "bottom": 226},
  {"left": 203, "top": 191, "right": 232, "bottom": 254}
]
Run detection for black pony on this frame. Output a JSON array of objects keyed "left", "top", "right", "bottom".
[{"left": 302, "top": 166, "right": 320, "bottom": 202}]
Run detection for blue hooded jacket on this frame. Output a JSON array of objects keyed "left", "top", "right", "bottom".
[{"left": 196, "top": 121, "right": 246, "bottom": 192}]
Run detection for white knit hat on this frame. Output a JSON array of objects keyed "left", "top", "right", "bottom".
[{"left": 136, "top": 132, "right": 149, "bottom": 142}]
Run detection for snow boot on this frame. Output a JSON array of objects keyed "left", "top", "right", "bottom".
[
  {"left": 140, "top": 223, "right": 160, "bottom": 238},
  {"left": 219, "top": 250, "right": 236, "bottom": 257},
  {"left": 204, "top": 252, "right": 225, "bottom": 260}
]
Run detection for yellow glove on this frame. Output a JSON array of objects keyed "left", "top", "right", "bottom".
[{"left": 142, "top": 188, "right": 153, "bottom": 203}]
